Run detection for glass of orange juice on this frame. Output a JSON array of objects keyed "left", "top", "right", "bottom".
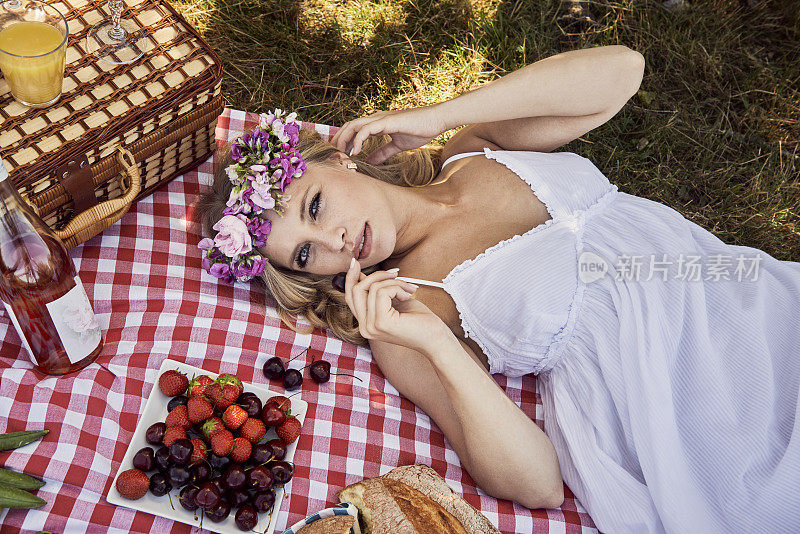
[{"left": 0, "top": 0, "right": 68, "bottom": 108}]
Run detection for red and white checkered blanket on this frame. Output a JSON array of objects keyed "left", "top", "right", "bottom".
[{"left": 0, "top": 109, "right": 598, "bottom": 533}]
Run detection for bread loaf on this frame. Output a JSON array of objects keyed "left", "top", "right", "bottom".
[
  {"left": 338, "top": 464, "right": 500, "bottom": 534},
  {"left": 296, "top": 515, "right": 355, "bottom": 534}
]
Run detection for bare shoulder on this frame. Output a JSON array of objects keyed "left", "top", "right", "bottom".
[{"left": 439, "top": 124, "right": 503, "bottom": 167}]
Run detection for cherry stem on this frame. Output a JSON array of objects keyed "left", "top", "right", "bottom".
[
  {"left": 331, "top": 371, "right": 364, "bottom": 383},
  {"left": 286, "top": 346, "right": 309, "bottom": 364}
]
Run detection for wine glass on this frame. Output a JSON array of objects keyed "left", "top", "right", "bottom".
[{"left": 85, "top": 0, "right": 147, "bottom": 64}]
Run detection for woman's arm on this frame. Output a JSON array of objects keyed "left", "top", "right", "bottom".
[
  {"left": 436, "top": 45, "right": 644, "bottom": 128},
  {"left": 370, "top": 332, "right": 564, "bottom": 510}
]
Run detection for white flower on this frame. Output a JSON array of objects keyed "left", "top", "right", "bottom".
[{"left": 63, "top": 303, "right": 99, "bottom": 334}]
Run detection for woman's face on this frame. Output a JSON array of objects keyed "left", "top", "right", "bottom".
[{"left": 260, "top": 154, "right": 396, "bottom": 275}]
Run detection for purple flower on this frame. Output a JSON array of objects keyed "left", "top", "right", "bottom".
[
  {"left": 247, "top": 216, "right": 272, "bottom": 247},
  {"left": 284, "top": 122, "right": 300, "bottom": 145},
  {"left": 231, "top": 143, "right": 244, "bottom": 163},
  {"left": 209, "top": 262, "right": 234, "bottom": 284},
  {"left": 212, "top": 215, "right": 252, "bottom": 257},
  {"left": 201, "top": 256, "right": 212, "bottom": 272},
  {"left": 250, "top": 256, "right": 267, "bottom": 277},
  {"left": 232, "top": 260, "right": 252, "bottom": 279},
  {"left": 198, "top": 238, "right": 215, "bottom": 251}
]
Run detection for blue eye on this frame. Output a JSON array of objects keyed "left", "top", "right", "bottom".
[{"left": 296, "top": 192, "right": 321, "bottom": 268}]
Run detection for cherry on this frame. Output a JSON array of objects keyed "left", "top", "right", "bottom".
[
  {"left": 306, "top": 357, "right": 363, "bottom": 385},
  {"left": 209, "top": 476, "right": 225, "bottom": 495},
  {"left": 262, "top": 356, "right": 285, "bottom": 380},
  {"left": 262, "top": 403, "right": 286, "bottom": 427},
  {"left": 309, "top": 360, "right": 331, "bottom": 383},
  {"left": 167, "top": 464, "right": 191, "bottom": 487},
  {"left": 149, "top": 472, "right": 172, "bottom": 497},
  {"left": 252, "top": 443, "right": 274, "bottom": 464},
  {"left": 228, "top": 487, "right": 251, "bottom": 508},
  {"left": 238, "top": 392, "right": 262, "bottom": 418},
  {"left": 167, "top": 394, "right": 188, "bottom": 412},
  {"left": 189, "top": 463, "right": 211, "bottom": 485},
  {"left": 267, "top": 438, "right": 287, "bottom": 461},
  {"left": 154, "top": 446, "right": 171, "bottom": 471},
  {"left": 133, "top": 447, "right": 155, "bottom": 471},
  {"left": 253, "top": 489, "right": 276, "bottom": 513},
  {"left": 247, "top": 465, "right": 274, "bottom": 491},
  {"left": 271, "top": 461, "right": 293, "bottom": 485},
  {"left": 206, "top": 498, "right": 231, "bottom": 522},
  {"left": 235, "top": 504, "right": 258, "bottom": 530},
  {"left": 145, "top": 422, "right": 166, "bottom": 445},
  {"left": 194, "top": 481, "right": 222, "bottom": 510},
  {"left": 179, "top": 485, "right": 199, "bottom": 511},
  {"left": 283, "top": 369, "right": 303, "bottom": 390},
  {"left": 208, "top": 453, "right": 231, "bottom": 472},
  {"left": 332, "top": 271, "right": 346, "bottom": 292},
  {"left": 169, "top": 438, "right": 193, "bottom": 466},
  {"left": 222, "top": 464, "right": 247, "bottom": 490}
]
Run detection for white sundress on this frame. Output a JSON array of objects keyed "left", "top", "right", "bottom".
[{"left": 421, "top": 148, "right": 800, "bottom": 533}]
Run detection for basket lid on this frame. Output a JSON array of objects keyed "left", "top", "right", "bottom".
[{"left": 0, "top": 0, "right": 223, "bottom": 193}]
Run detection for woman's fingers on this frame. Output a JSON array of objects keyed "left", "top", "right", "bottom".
[
  {"left": 344, "top": 259, "right": 395, "bottom": 335},
  {"left": 366, "top": 280, "right": 414, "bottom": 337},
  {"left": 331, "top": 113, "right": 385, "bottom": 153},
  {"left": 350, "top": 120, "right": 388, "bottom": 157}
]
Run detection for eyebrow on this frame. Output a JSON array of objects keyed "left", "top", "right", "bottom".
[{"left": 289, "top": 184, "right": 312, "bottom": 268}]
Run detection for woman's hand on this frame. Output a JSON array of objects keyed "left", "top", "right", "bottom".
[
  {"left": 330, "top": 106, "right": 447, "bottom": 165},
  {"left": 344, "top": 259, "right": 450, "bottom": 355}
]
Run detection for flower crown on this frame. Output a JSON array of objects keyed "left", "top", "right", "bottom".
[{"left": 197, "top": 109, "right": 306, "bottom": 284}]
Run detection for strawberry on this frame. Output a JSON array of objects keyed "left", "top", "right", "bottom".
[
  {"left": 268, "top": 395, "right": 291, "bottom": 415},
  {"left": 217, "top": 373, "right": 243, "bottom": 398},
  {"left": 239, "top": 418, "right": 266, "bottom": 444},
  {"left": 188, "top": 375, "right": 214, "bottom": 398},
  {"left": 165, "top": 405, "right": 191, "bottom": 430},
  {"left": 201, "top": 417, "right": 225, "bottom": 440},
  {"left": 159, "top": 370, "right": 188, "bottom": 397},
  {"left": 276, "top": 416, "right": 301, "bottom": 444},
  {"left": 222, "top": 405, "right": 248, "bottom": 430},
  {"left": 116, "top": 468, "right": 150, "bottom": 500},
  {"left": 189, "top": 438, "right": 208, "bottom": 465},
  {"left": 187, "top": 396, "right": 213, "bottom": 424},
  {"left": 231, "top": 437, "right": 252, "bottom": 463},
  {"left": 204, "top": 382, "right": 225, "bottom": 407},
  {"left": 210, "top": 429, "right": 234, "bottom": 456},
  {"left": 219, "top": 385, "right": 239, "bottom": 409},
  {"left": 163, "top": 426, "right": 187, "bottom": 447}
]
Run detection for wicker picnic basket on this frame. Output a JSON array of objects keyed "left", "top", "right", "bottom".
[{"left": 0, "top": 0, "right": 223, "bottom": 248}]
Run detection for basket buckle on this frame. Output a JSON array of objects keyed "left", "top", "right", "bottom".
[{"left": 55, "top": 156, "right": 97, "bottom": 214}]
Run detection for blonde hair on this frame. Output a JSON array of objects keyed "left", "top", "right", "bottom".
[{"left": 195, "top": 127, "right": 443, "bottom": 346}]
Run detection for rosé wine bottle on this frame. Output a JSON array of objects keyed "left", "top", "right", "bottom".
[{"left": 0, "top": 160, "right": 103, "bottom": 375}]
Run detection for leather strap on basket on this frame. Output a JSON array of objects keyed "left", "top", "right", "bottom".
[
  {"left": 54, "top": 146, "right": 141, "bottom": 249},
  {"left": 56, "top": 156, "right": 97, "bottom": 214}
]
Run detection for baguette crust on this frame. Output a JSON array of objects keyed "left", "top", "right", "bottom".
[
  {"left": 338, "top": 464, "right": 500, "bottom": 534},
  {"left": 384, "top": 465, "right": 500, "bottom": 534},
  {"left": 297, "top": 515, "right": 355, "bottom": 534}
]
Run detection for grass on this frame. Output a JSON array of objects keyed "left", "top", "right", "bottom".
[{"left": 168, "top": 0, "right": 800, "bottom": 260}]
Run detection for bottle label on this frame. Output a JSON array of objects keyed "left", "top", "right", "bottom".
[
  {"left": 44, "top": 276, "right": 102, "bottom": 364},
  {"left": 1, "top": 300, "right": 37, "bottom": 365}
]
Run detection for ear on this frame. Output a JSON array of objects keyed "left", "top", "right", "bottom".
[{"left": 327, "top": 151, "right": 356, "bottom": 171}]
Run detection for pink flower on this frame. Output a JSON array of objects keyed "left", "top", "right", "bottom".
[
  {"left": 213, "top": 215, "right": 252, "bottom": 257},
  {"left": 250, "top": 182, "right": 276, "bottom": 210}
]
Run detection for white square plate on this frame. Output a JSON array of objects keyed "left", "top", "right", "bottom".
[{"left": 107, "top": 358, "right": 308, "bottom": 533}]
